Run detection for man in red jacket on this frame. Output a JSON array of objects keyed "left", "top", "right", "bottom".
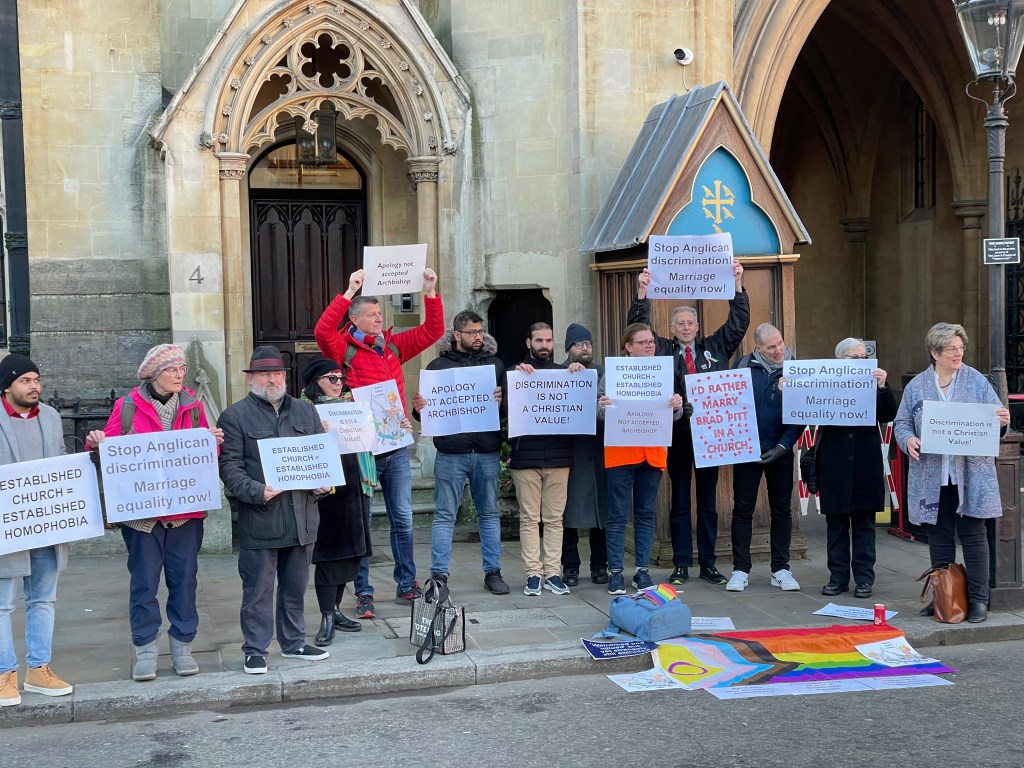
[{"left": 314, "top": 268, "right": 444, "bottom": 608}]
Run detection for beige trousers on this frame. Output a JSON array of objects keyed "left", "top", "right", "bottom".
[{"left": 512, "top": 467, "right": 569, "bottom": 578}]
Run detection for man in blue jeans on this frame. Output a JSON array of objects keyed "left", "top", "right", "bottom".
[{"left": 412, "top": 311, "right": 509, "bottom": 594}]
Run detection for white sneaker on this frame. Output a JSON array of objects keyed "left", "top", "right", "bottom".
[
  {"left": 725, "top": 571, "right": 749, "bottom": 592},
  {"left": 771, "top": 569, "right": 801, "bottom": 591}
]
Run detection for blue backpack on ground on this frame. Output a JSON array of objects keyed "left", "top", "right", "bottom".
[{"left": 595, "top": 584, "right": 692, "bottom": 642}]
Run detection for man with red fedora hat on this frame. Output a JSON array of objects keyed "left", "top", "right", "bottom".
[{"left": 217, "top": 345, "right": 332, "bottom": 674}]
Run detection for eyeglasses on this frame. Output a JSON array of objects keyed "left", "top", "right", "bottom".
[
  {"left": 844, "top": 354, "right": 869, "bottom": 360},
  {"left": 629, "top": 338, "right": 657, "bottom": 347},
  {"left": 941, "top": 345, "right": 966, "bottom": 355},
  {"left": 571, "top": 341, "right": 593, "bottom": 349},
  {"left": 319, "top": 375, "right": 343, "bottom": 384},
  {"left": 163, "top": 365, "right": 188, "bottom": 375},
  {"left": 457, "top": 328, "right": 485, "bottom": 337}
]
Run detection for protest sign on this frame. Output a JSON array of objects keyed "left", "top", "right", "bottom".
[
  {"left": 350, "top": 379, "right": 415, "bottom": 454},
  {"left": 604, "top": 401, "right": 675, "bottom": 447},
  {"left": 920, "top": 400, "right": 1000, "bottom": 457},
  {"left": 418, "top": 365, "right": 500, "bottom": 437},
  {"left": 582, "top": 638, "right": 658, "bottom": 660},
  {"left": 685, "top": 369, "right": 760, "bottom": 468},
  {"left": 646, "top": 233, "right": 735, "bottom": 300},
  {"left": 257, "top": 432, "right": 345, "bottom": 491},
  {"left": 782, "top": 359, "right": 878, "bottom": 426},
  {"left": 315, "top": 401, "right": 376, "bottom": 454},
  {"left": 100, "top": 429, "right": 222, "bottom": 523},
  {"left": 506, "top": 369, "right": 598, "bottom": 438},
  {"left": 361, "top": 244, "right": 427, "bottom": 296},
  {"left": 604, "top": 356, "right": 674, "bottom": 401},
  {"left": 0, "top": 452, "right": 104, "bottom": 557}
]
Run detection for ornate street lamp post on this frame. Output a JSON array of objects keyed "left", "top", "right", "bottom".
[{"left": 952, "top": 0, "right": 1024, "bottom": 403}]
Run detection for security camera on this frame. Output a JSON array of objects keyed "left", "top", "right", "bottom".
[{"left": 673, "top": 48, "right": 694, "bottom": 66}]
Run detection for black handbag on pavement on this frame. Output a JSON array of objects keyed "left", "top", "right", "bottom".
[{"left": 410, "top": 578, "right": 466, "bottom": 664}]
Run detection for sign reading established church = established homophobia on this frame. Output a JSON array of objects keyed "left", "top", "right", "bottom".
[
  {"left": 685, "top": 369, "right": 760, "bottom": 468},
  {"left": 604, "top": 357, "right": 674, "bottom": 401},
  {"left": 257, "top": 433, "right": 345, "bottom": 491},
  {"left": 645, "top": 232, "right": 736, "bottom": 300},
  {"left": 418, "top": 365, "right": 500, "bottom": 437},
  {"left": 99, "top": 429, "right": 222, "bottom": 523},
  {"left": 506, "top": 369, "right": 598, "bottom": 438},
  {"left": 781, "top": 359, "right": 878, "bottom": 426},
  {"left": 0, "top": 452, "right": 104, "bottom": 557}
]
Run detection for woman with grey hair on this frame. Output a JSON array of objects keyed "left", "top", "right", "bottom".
[
  {"left": 815, "top": 339, "right": 897, "bottom": 599},
  {"left": 893, "top": 323, "right": 1010, "bottom": 623}
]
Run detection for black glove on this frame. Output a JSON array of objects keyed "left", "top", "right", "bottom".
[
  {"left": 758, "top": 445, "right": 787, "bottom": 464},
  {"left": 683, "top": 401, "right": 693, "bottom": 418}
]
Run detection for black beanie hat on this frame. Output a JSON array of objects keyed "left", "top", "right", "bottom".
[
  {"left": 0, "top": 354, "right": 40, "bottom": 393},
  {"left": 301, "top": 358, "right": 343, "bottom": 387},
  {"left": 564, "top": 323, "right": 593, "bottom": 350}
]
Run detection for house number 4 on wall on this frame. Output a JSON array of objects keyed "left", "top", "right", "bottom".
[{"left": 189, "top": 266, "right": 204, "bottom": 284}]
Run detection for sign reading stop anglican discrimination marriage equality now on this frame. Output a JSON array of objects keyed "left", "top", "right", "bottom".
[{"left": 685, "top": 368, "right": 760, "bottom": 468}]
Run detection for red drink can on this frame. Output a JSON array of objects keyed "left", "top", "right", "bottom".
[{"left": 874, "top": 604, "right": 886, "bottom": 625}]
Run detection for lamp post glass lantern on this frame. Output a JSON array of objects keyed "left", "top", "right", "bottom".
[{"left": 953, "top": 0, "right": 1024, "bottom": 404}]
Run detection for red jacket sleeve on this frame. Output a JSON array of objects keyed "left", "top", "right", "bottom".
[
  {"left": 390, "top": 294, "right": 445, "bottom": 361},
  {"left": 315, "top": 293, "right": 354, "bottom": 361}
]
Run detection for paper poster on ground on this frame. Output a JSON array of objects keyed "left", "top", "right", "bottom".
[
  {"left": 854, "top": 637, "right": 940, "bottom": 667},
  {"left": 603, "top": 401, "right": 675, "bottom": 447},
  {"left": 257, "top": 432, "right": 345, "bottom": 491},
  {"left": 0, "top": 452, "right": 104, "bottom": 556},
  {"left": 315, "top": 401, "right": 376, "bottom": 454},
  {"left": 351, "top": 379, "right": 415, "bottom": 454},
  {"left": 920, "top": 400, "right": 1000, "bottom": 457},
  {"left": 582, "top": 638, "right": 658, "bottom": 660},
  {"left": 418, "top": 366, "right": 500, "bottom": 437},
  {"left": 646, "top": 233, "right": 736, "bottom": 300},
  {"left": 685, "top": 369, "right": 760, "bottom": 467},
  {"left": 604, "top": 357, "right": 674, "bottom": 400},
  {"left": 606, "top": 668, "right": 689, "bottom": 693},
  {"left": 782, "top": 359, "right": 878, "bottom": 426},
  {"left": 99, "top": 429, "right": 221, "bottom": 523},
  {"left": 506, "top": 369, "right": 598, "bottom": 438},
  {"left": 361, "top": 244, "right": 428, "bottom": 295},
  {"left": 812, "top": 603, "right": 898, "bottom": 621}
]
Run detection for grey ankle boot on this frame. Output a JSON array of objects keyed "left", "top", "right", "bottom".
[
  {"left": 169, "top": 637, "right": 200, "bottom": 676},
  {"left": 132, "top": 639, "right": 159, "bottom": 681}
]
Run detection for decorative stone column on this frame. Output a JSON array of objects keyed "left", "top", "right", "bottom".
[
  {"left": 840, "top": 217, "right": 870, "bottom": 334},
  {"left": 952, "top": 201, "right": 988, "bottom": 370},
  {"left": 217, "top": 152, "right": 250, "bottom": 404}
]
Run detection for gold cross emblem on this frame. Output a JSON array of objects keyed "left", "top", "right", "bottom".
[{"left": 701, "top": 180, "right": 735, "bottom": 233}]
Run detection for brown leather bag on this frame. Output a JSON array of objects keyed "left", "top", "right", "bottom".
[{"left": 917, "top": 563, "right": 969, "bottom": 624}]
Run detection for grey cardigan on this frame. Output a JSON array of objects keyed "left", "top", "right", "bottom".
[
  {"left": 0, "top": 403, "right": 70, "bottom": 578},
  {"left": 893, "top": 364, "right": 1002, "bottom": 525}
]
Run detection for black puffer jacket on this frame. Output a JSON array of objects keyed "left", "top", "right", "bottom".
[
  {"left": 505, "top": 352, "right": 574, "bottom": 470},
  {"left": 414, "top": 331, "right": 505, "bottom": 455}
]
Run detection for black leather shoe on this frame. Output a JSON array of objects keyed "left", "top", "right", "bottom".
[
  {"left": 968, "top": 602, "right": 988, "bottom": 623},
  {"left": 919, "top": 602, "right": 935, "bottom": 617},
  {"left": 332, "top": 610, "right": 362, "bottom": 632},
  {"left": 821, "top": 582, "right": 849, "bottom": 596},
  {"left": 591, "top": 570, "right": 609, "bottom": 585},
  {"left": 315, "top": 612, "right": 335, "bottom": 646},
  {"left": 669, "top": 566, "right": 689, "bottom": 585},
  {"left": 854, "top": 583, "right": 873, "bottom": 599},
  {"left": 562, "top": 569, "right": 580, "bottom": 587},
  {"left": 699, "top": 566, "right": 728, "bottom": 585}
]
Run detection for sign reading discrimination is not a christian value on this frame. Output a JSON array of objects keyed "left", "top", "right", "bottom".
[
  {"left": 920, "top": 400, "right": 1000, "bottom": 457},
  {"left": 781, "top": 359, "right": 878, "bottom": 426},
  {"left": 99, "top": 429, "right": 222, "bottom": 524},
  {"left": 315, "top": 401, "right": 376, "bottom": 454},
  {"left": 646, "top": 233, "right": 736, "bottom": 300},
  {"left": 257, "top": 432, "right": 346, "bottom": 491},
  {"left": 604, "top": 357, "right": 674, "bottom": 400},
  {"left": 685, "top": 369, "right": 761, "bottom": 468},
  {"left": 0, "top": 452, "right": 104, "bottom": 557},
  {"left": 506, "top": 369, "right": 598, "bottom": 438},
  {"left": 418, "top": 365, "right": 500, "bottom": 437}
]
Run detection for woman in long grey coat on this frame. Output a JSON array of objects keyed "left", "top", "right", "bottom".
[{"left": 893, "top": 323, "right": 1010, "bottom": 623}]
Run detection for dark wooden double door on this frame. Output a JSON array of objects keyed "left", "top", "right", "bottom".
[{"left": 250, "top": 190, "right": 366, "bottom": 393}]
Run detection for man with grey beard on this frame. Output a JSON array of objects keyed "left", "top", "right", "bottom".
[{"left": 218, "top": 346, "right": 331, "bottom": 674}]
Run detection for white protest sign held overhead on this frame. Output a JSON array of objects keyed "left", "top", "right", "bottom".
[
  {"left": 604, "top": 401, "right": 675, "bottom": 447},
  {"left": 257, "top": 432, "right": 345, "bottom": 491},
  {"left": 506, "top": 369, "right": 598, "bottom": 438},
  {"left": 604, "top": 357, "right": 674, "bottom": 401},
  {"left": 685, "top": 368, "right": 760, "bottom": 467},
  {"left": 350, "top": 379, "right": 415, "bottom": 454},
  {"left": 99, "top": 429, "right": 222, "bottom": 523},
  {"left": 361, "top": 244, "right": 428, "bottom": 296},
  {"left": 0, "top": 452, "right": 104, "bottom": 557},
  {"left": 418, "top": 366, "right": 500, "bottom": 437},
  {"left": 920, "top": 400, "right": 1000, "bottom": 457},
  {"left": 782, "top": 359, "right": 878, "bottom": 426},
  {"left": 315, "top": 401, "right": 375, "bottom": 454},
  {"left": 646, "top": 233, "right": 735, "bottom": 300}
]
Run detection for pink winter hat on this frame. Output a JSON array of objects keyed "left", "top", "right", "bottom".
[{"left": 137, "top": 344, "right": 186, "bottom": 381}]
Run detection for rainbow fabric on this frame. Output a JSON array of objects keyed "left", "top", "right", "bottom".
[
  {"left": 638, "top": 583, "right": 677, "bottom": 606},
  {"left": 654, "top": 624, "right": 956, "bottom": 689}
]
